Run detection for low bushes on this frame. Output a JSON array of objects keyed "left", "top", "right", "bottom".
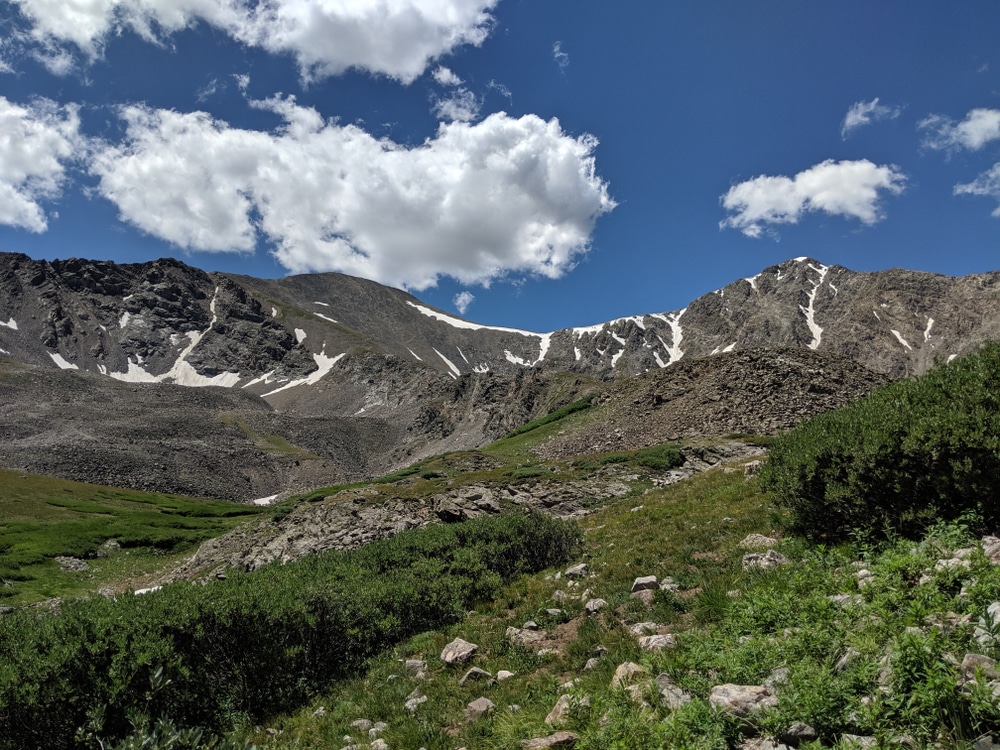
[
  {"left": 762, "top": 343, "right": 1000, "bottom": 540},
  {"left": 0, "top": 513, "right": 581, "bottom": 750}
]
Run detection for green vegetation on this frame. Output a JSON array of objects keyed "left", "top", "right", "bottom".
[
  {"left": 0, "top": 513, "right": 580, "bottom": 750},
  {"left": 0, "top": 470, "right": 265, "bottom": 605},
  {"left": 763, "top": 343, "right": 1000, "bottom": 540},
  {"left": 218, "top": 414, "right": 320, "bottom": 458},
  {"left": 501, "top": 396, "right": 595, "bottom": 439},
  {"left": 598, "top": 441, "right": 684, "bottom": 471},
  {"left": 225, "top": 473, "right": 1000, "bottom": 750}
]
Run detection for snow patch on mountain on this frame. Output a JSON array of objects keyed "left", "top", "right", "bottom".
[
  {"left": 109, "top": 288, "right": 241, "bottom": 387},
  {"left": 651, "top": 308, "right": 686, "bottom": 365},
  {"left": 505, "top": 350, "right": 530, "bottom": 366},
  {"left": 314, "top": 301, "right": 330, "bottom": 307},
  {"left": 407, "top": 348, "right": 423, "bottom": 362},
  {"left": 313, "top": 312, "right": 338, "bottom": 324},
  {"left": 924, "top": 317, "right": 935, "bottom": 341},
  {"left": 49, "top": 352, "right": 78, "bottom": 370},
  {"left": 242, "top": 369, "right": 278, "bottom": 388},
  {"left": 535, "top": 333, "right": 553, "bottom": 363},
  {"left": 294, "top": 329, "right": 307, "bottom": 343},
  {"left": 261, "top": 350, "right": 345, "bottom": 396},
  {"left": 891, "top": 330, "right": 913, "bottom": 351},
  {"left": 799, "top": 263, "right": 828, "bottom": 349},
  {"left": 1, "top": 318, "right": 17, "bottom": 330},
  {"left": 434, "top": 348, "right": 461, "bottom": 378},
  {"left": 408, "top": 301, "right": 538, "bottom": 336}
]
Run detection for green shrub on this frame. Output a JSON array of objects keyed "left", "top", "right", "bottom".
[
  {"left": 762, "top": 343, "right": 1000, "bottom": 540},
  {"left": 0, "top": 513, "right": 581, "bottom": 750},
  {"left": 599, "top": 442, "right": 683, "bottom": 471},
  {"left": 506, "top": 465, "right": 548, "bottom": 479}
]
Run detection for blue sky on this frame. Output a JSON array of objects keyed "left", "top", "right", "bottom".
[{"left": 1, "top": 1, "right": 999, "bottom": 332}]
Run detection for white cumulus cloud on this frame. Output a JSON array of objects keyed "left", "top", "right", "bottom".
[
  {"left": 432, "top": 87, "right": 480, "bottom": 122},
  {"left": 91, "top": 98, "right": 616, "bottom": 290},
  {"left": 920, "top": 108, "right": 1000, "bottom": 152},
  {"left": 0, "top": 96, "right": 83, "bottom": 232},
  {"left": 954, "top": 163, "right": 1000, "bottom": 216},
  {"left": 9, "top": 0, "right": 500, "bottom": 82},
  {"left": 454, "top": 290, "right": 475, "bottom": 314},
  {"left": 432, "top": 66, "right": 463, "bottom": 87},
  {"left": 841, "top": 97, "right": 902, "bottom": 138},
  {"left": 720, "top": 159, "right": 906, "bottom": 238}
]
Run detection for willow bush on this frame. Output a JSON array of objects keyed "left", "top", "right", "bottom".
[
  {"left": 762, "top": 343, "right": 1000, "bottom": 540},
  {"left": 0, "top": 512, "right": 581, "bottom": 750}
]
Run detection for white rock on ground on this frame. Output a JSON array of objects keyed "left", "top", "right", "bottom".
[
  {"left": 611, "top": 662, "right": 648, "bottom": 688},
  {"left": 742, "top": 549, "right": 790, "bottom": 571},
  {"left": 520, "top": 731, "right": 579, "bottom": 749},
  {"left": 708, "top": 684, "right": 778, "bottom": 717},
  {"left": 441, "top": 637, "right": 478, "bottom": 665},
  {"left": 465, "top": 697, "right": 494, "bottom": 722},
  {"left": 638, "top": 634, "right": 676, "bottom": 651},
  {"left": 631, "top": 575, "right": 658, "bottom": 592}
]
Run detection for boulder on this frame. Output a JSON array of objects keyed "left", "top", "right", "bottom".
[
  {"left": 404, "top": 688, "right": 427, "bottom": 712},
  {"left": 630, "top": 589, "right": 656, "bottom": 606},
  {"left": 708, "top": 684, "right": 778, "bottom": 717},
  {"left": 507, "top": 626, "right": 545, "bottom": 646},
  {"left": 465, "top": 697, "right": 494, "bottom": 722},
  {"left": 655, "top": 673, "right": 693, "bottom": 710},
  {"left": 611, "top": 662, "right": 648, "bottom": 688},
  {"left": 638, "top": 634, "right": 676, "bottom": 652},
  {"left": 565, "top": 563, "right": 589, "bottom": 578},
  {"left": 742, "top": 550, "right": 790, "bottom": 571},
  {"left": 778, "top": 722, "right": 818, "bottom": 746},
  {"left": 441, "top": 638, "right": 478, "bottom": 665},
  {"left": 459, "top": 667, "right": 493, "bottom": 686},
  {"left": 584, "top": 598, "right": 607, "bottom": 615},
  {"left": 631, "top": 575, "right": 658, "bottom": 592}
]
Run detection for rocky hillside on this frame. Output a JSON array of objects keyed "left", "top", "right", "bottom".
[{"left": 0, "top": 356, "right": 598, "bottom": 501}]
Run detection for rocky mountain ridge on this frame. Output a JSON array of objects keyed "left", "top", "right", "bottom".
[{"left": 3, "top": 253, "right": 1000, "bottom": 389}]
